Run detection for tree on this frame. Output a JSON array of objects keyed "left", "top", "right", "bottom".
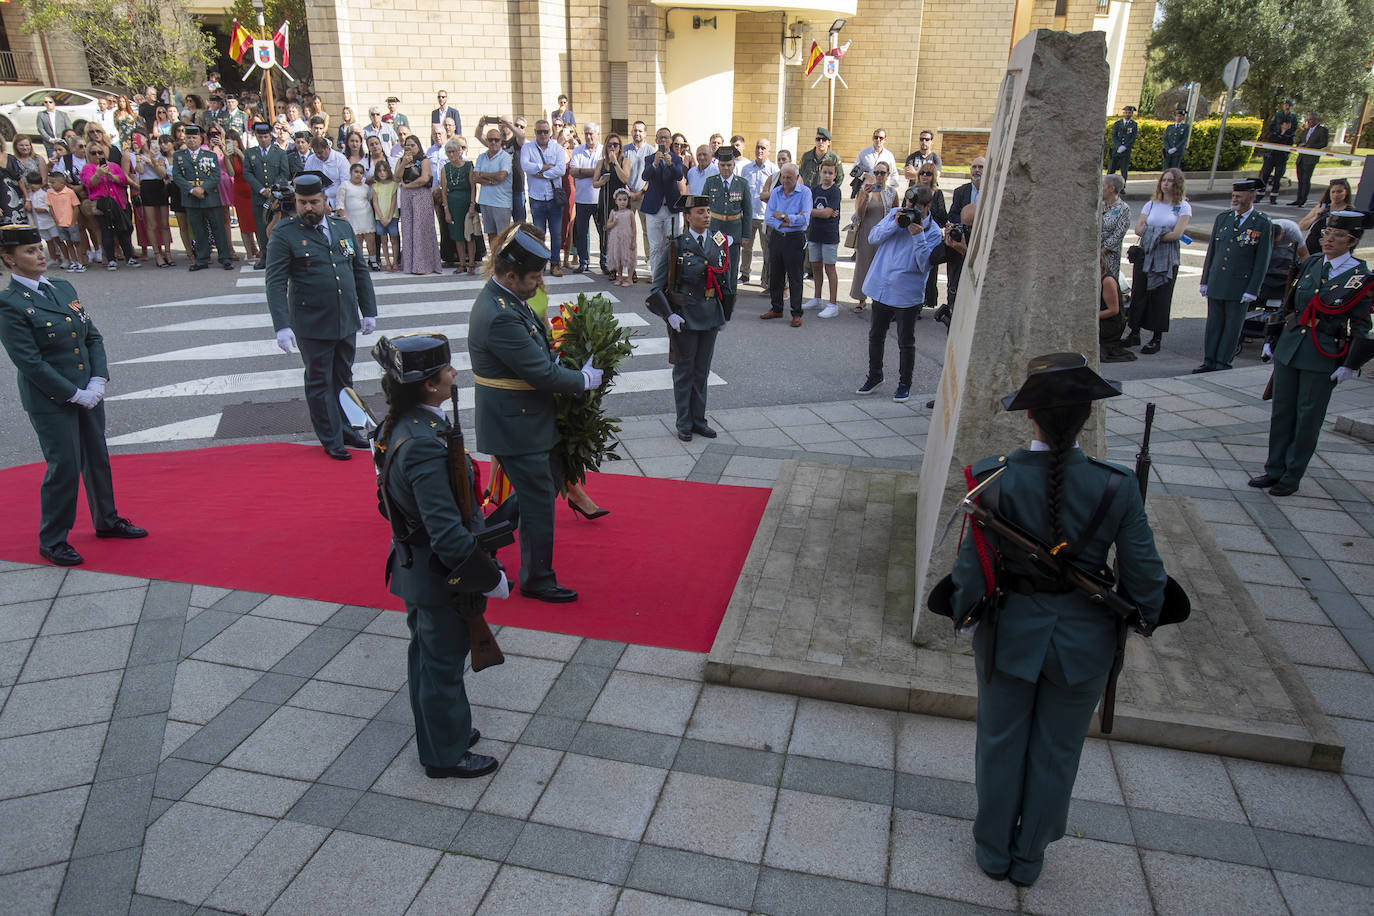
[
  {"left": 21, "top": 0, "right": 214, "bottom": 93},
  {"left": 1151, "top": 0, "right": 1374, "bottom": 125}
]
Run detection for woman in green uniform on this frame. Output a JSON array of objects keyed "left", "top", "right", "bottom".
[
  {"left": 949, "top": 353, "right": 1167, "bottom": 887},
  {"left": 442, "top": 138, "right": 475, "bottom": 275}
]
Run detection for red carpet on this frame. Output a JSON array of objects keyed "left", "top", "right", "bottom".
[{"left": 0, "top": 443, "right": 770, "bottom": 652}]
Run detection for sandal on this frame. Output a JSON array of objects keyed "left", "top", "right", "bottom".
[{"left": 853, "top": 302, "right": 867, "bottom": 313}]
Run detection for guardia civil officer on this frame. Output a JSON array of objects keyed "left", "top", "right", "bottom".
[
  {"left": 243, "top": 121, "right": 289, "bottom": 268},
  {"left": 0, "top": 225, "right": 146, "bottom": 566},
  {"left": 170, "top": 123, "right": 233, "bottom": 271},
  {"left": 371, "top": 333, "right": 509, "bottom": 779},
  {"left": 1197, "top": 178, "right": 1272, "bottom": 372},
  {"left": 1251, "top": 210, "right": 1374, "bottom": 496},
  {"left": 1162, "top": 108, "right": 1188, "bottom": 170},
  {"left": 948, "top": 353, "right": 1166, "bottom": 888},
  {"left": 266, "top": 171, "right": 379, "bottom": 460},
  {"left": 1107, "top": 106, "right": 1138, "bottom": 182},
  {"left": 701, "top": 145, "right": 749, "bottom": 317},
  {"left": 650, "top": 194, "right": 730, "bottom": 441},
  {"left": 468, "top": 224, "right": 603, "bottom": 603}
]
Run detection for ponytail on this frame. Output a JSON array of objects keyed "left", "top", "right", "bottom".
[
  {"left": 1029, "top": 403, "right": 1091, "bottom": 549},
  {"left": 373, "top": 374, "right": 427, "bottom": 472}
]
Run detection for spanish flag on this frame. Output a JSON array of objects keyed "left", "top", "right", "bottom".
[
  {"left": 228, "top": 19, "right": 252, "bottom": 64},
  {"left": 804, "top": 41, "right": 824, "bottom": 76}
]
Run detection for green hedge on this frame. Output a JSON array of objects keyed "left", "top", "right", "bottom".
[
  {"left": 1103, "top": 117, "right": 1262, "bottom": 172},
  {"left": 1360, "top": 120, "right": 1374, "bottom": 149}
]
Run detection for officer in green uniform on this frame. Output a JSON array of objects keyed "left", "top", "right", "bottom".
[
  {"left": 266, "top": 172, "right": 379, "bottom": 460},
  {"left": 0, "top": 225, "right": 146, "bottom": 566},
  {"left": 702, "top": 145, "right": 749, "bottom": 316},
  {"left": 650, "top": 195, "right": 729, "bottom": 442},
  {"left": 1198, "top": 178, "right": 1272, "bottom": 372},
  {"left": 171, "top": 124, "right": 232, "bottom": 271},
  {"left": 371, "top": 333, "right": 508, "bottom": 779},
  {"left": 244, "top": 121, "right": 289, "bottom": 269},
  {"left": 1251, "top": 210, "right": 1374, "bottom": 496},
  {"left": 948, "top": 353, "right": 1166, "bottom": 888},
  {"left": 1162, "top": 108, "right": 1187, "bottom": 170},
  {"left": 1107, "top": 106, "right": 1138, "bottom": 180},
  {"left": 467, "top": 225, "right": 602, "bottom": 603}
]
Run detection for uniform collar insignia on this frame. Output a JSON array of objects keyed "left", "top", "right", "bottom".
[
  {"left": 1346, "top": 273, "right": 1367, "bottom": 289},
  {"left": 711, "top": 230, "right": 726, "bottom": 247}
]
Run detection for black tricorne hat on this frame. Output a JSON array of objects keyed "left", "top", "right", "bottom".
[
  {"left": 0, "top": 224, "right": 43, "bottom": 247},
  {"left": 497, "top": 228, "right": 551, "bottom": 273},
  {"left": 1232, "top": 178, "right": 1265, "bottom": 192},
  {"left": 293, "top": 171, "right": 332, "bottom": 195},
  {"left": 183, "top": 124, "right": 202, "bottom": 135},
  {"left": 1327, "top": 210, "right": 1370, "bottom": 236},
  {"left": 1001, "top": 353, "right": 1122, "bottom": 411},
  {"left": 371, "top": 334, "right": 451, "bottom": 384},
  {"left": 676, "top": 194, "right": 710, "bottom": 211},
  {"left": 714, "top": 145, "right": 738, "bottom": 162},
  {"left": 252, "top": 122, "right": 272, "bottom": 134}
]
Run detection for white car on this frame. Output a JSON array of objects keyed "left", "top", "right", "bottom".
[{"left": 0, "top": 87, "right": 113, "bottom": 143}]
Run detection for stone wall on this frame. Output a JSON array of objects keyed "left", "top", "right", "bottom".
[
  {"left": 731, "top": 11, "right": 784, "bottom": 149},
  {"left": 936, "top": 129, "right": 991, "bottom": 166},
  {"left": 912, "top": 0, "right": 1014, "bottom": 161},
  {"left": 1111, "top": 0, "right": 1154, "bottom": 112},
  {"left": 568, "top": 0, "right": 607, "bottom": 130}
]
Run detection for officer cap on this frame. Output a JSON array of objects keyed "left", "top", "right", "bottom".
[
  {"left": 1232, "top": 178, "right": 1265, "bottom": 192},
  {"left": 1001, "top": 353, "right": 1122, "bottom": 411},
  {"left": 0, "top": 224, "right": 43, "bottom": 247},
  {"left": 385, "top": 96, "right": 400, "bottom": 104},
  {"left": 309, "top": 115, "right": 326, "bottom": 126},
  {"left": 293, "top": 170, "right": 332, "bottom": 195},
  {"left": 497, "top": 227, "right": 551, "bottom": 273},
  {"left": 714, "top": 145, "right": 738, "bottom": 162},
  {"left": 292, "top": 130, "right": 311, "bottom": 140},
  {"left": 183, "top": 123, "right": 202, "bottom": 135},
  {"left": 1174, "top": 108, "right": 1186, "bottom": 115},
  {"left": 1122, "top": 106, "right": 1136, "bottom": 113},
  {"left": 252, "top": 122, "right": 272, "bottom": 134},
  {"left": 372, "top": 334, "right": 451, "bottom": 384},
  {"left": 676, "top": 194, "right": 710, "bottom": 211},
  {"left": 1327, "top": 210, "right": 1370, "bottom": 236},
  {"left": 815, "top": 127, "right": 832, "bottom": 140}
]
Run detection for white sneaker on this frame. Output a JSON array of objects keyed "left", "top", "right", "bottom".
[
  {"left": 818, "top": 302, "right": 839, "bottom": 319},
  {"left": 803, "top": 297, "right": 822, "bottom": 311}
]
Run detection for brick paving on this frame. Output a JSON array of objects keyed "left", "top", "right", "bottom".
[{"left": 2, "top": 365, "right": 1374, "bottom": 913}]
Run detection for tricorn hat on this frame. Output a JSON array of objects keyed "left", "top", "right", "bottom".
[
  {"left": 1232, "top": 178, "right": 1266, "bottom": 192},
  {"left": 0, "top": 224, "right": 43, "bottom": 247},
  {"left": 252, "top": 122, "right": 272, "bottom": 134},
  {"left": 293, "top": 171, "right": 332, "bottom": 195},
  {"left": 714, "top": 145, "right": 738, "bottom": 162},
  {"left": 183, "top": 123, "right": 202, "bottom": 135},
  {"left": 496, "top": 228, "right": 551, "bottom": 273},
  {"left": 1174, "top": 107, "right": 1186, "bottom": 115},
  {"left": 1122, "top": 105, "right": 1137, "bottom": 113},
  {"left": 371, "top": 334, "right": 451, "bottom": 384},
  {"left": 676, "top": 194, "right": 710, "bottom": 211},
  {"left": 1327, "top": 210, "right": 1370, "bottom": 236},
  {"left": 1001, "top": 353, "right": 1122, "bottom": 411}
]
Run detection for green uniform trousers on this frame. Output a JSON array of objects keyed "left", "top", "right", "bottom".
[
  {"left": 297, "top": 335, "right": 356, "bottom": 450},
  {"left": 1203, "top": 297, "right": 1246, "bottom": 369},
  {"left": 1264, "top": 359, "right": 1335, "bottom": 488},
  {"left": 186, "top": 205, "right": 232, "bottom": 268},
  {"left": 673, "top": 327, "right": 718, "bottom": 435},
  {"left": 28, "top": 403, "right": 119, "bottom": 548},
  {"left": 405, "top": 599, "right": 474, "bottom": 767},
  {"left": 496, "top": 450, "right": 563, "bottom": 591},
  {"left": 974, "top": 641, "right": 1108, "bottom": 886}
]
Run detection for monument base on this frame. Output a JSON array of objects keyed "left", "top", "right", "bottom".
[{"left": 705, "top": 460, "right": 1343, "bottom": 771}]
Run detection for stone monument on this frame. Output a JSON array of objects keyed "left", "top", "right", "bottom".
[{"left": 912, "top": 29, "right": 1109, "bottom": 639}]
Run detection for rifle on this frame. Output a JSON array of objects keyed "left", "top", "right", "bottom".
[
  {"left": 1100, "top": 402, "right": 1155, "bottom": 733},
  {"left": 447, "top": 384, "right": 510, "bottom": 672}
]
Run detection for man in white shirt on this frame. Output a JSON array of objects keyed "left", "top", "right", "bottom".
[
  {"left": 686, "top": 145, "right": 718, "bottom": 196},
  {"left": 739, "top": 138, "right": 779, "bottom": 287},
  {"left": 852, "top": 127, "right": 898, "bottom": 198},
  {"left": 568, "top": 122, "right": 603, "bottom": 273},
  {"left": 303, "top": 137, "right": 351, "bottom": 213},
  {"left": 520, "top": 119, "right": 567, "bottom": 276}
]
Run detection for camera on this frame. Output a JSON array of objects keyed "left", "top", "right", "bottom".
[
  {"left": 946, "top": 224, "right": 966, "bottom": 244},
  {"left": 896, "top": 208, "right": 923, "bottom": 229},
  {"left": 269, "top": 182, "right": 296, "bottom": 216}
]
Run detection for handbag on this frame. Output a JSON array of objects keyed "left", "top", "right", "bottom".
[
  {"left": 465, "top": 209, "right": 482, "bottom": 239},
  {"left": 844, "top": 219, "right": 859, "bottom": 249},
  {"left": 538, "top": 143, "right": 567, "bottom": 208}
]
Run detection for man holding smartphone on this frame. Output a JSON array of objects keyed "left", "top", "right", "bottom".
[{"left": 642, "top": 127, "right": 686, "bottom": 279}]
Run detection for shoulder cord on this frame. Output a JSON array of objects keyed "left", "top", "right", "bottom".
[
  {"left": 1299, "top": 278, "right": 1374, "bottom": 360},
  {"left": 961, "top": 465, "right": 998, "bottom": 598}
]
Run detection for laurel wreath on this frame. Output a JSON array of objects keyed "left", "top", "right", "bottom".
[{"left": 551, "top": 293, "right": 636, "bottom": 486}]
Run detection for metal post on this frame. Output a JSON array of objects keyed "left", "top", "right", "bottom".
[
  {"left": 1208, "top": 87, "right": 1234, "bottom": 191},
  {"left": 826, "top": 31, "right": 836, "bottom": 135},
  {"left": 1352, "top": 93, "right": 1370, "bottom": 155},
  {"left": 256, "top": 10, "right": 275, "bottom": 125},
  {"left": 1181, "top": 82, "right": 1199, "bottom": 160}
]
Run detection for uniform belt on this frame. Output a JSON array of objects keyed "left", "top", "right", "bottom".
[
  {"left": 472, "top": 374, "right": 535, "bottom": 391},
  {"left": 1003, "top": 573, "right": 1075, "bottom": 596},
  {"left": 710, "top": 211, "right": 741, "bottom": 221}
]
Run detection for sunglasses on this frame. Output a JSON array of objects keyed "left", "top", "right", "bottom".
[
  {"left": 920, "top": 136, "right": 933, "bottom": 141},
  {"left": 535, "top": 128, "right": 551, "bottom": 134},
  {"left": 607, "top": 142, "right": 620, "bottom": 147},
  {"left": 815, "top": 136, "right": 827, "bottom": 141},
  {"left": 874, "top": 171, "right": 889, "bottom": 177},
  {"left": 873, "top": 134, "right": 885, "bottom": 140},
  {"left": 919, "top": 171, "right": 934, "bottom": 177}
]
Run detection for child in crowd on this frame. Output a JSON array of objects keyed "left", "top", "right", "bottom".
[
  {"left": 44, "top": 173, "right": 85, "bottom": 271},
  {"left": 27, "top": 173, "right": 61, "bottom": 265},
  {"left": 807, "top": 161, "right": 842, "bottom": 318},
  {"left": 340, "top": 163, "right": 376, "bottom": 270},
  {"left": 603, "top": 188, "right": 636, "bottom": 286},
  {"left": 371, "top": 158, "right": 400, "bottom": 272}
]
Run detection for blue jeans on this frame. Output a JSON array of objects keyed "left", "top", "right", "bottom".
[
  {"left": 530, "top": 197, "right": 563, "bottom": 261},
  {"left": 512, "top": 188, "right": 526, "bottom": 223},
  {"left": 574, "top": 204, "right": 595, "bottom": 268}
]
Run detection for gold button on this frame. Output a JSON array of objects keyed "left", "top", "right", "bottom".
[
  {"left": 77, "top": 363, "right": 83, "bottom": 370},
  {"left": 71, "top": 332, "right": 77, "bottom": 338},
  {"left": 65, "top": 317, "right": 71, "bottom": 322},
  {"left": 73, "top": 348, "right": 80, "bottom": 353},
  {"left": 46, "top": 321, "right": 52, "bottom": 326}
]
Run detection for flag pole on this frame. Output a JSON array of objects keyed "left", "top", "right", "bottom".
[{"left": 253, "top": 3, "right": 275, "bottom": 127}]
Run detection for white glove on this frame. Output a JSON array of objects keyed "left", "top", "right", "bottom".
[
  {"left": 1117, "top": 145, "right": 1126, "bottom": 153},
  {"left": 69, "top": 387, "right": 101, "bottom": 408},
  {"left": 1241, "top": 293, "right": 1257, "bottom": 304},
  {"left": 667, "top": 313, "right": 684, "bottom": 331},
  {"left": 1167, "top": 148, "right": 1177, "bottom": 154},
  {"left": 1332, "top": 367, "right": 1358, "bottom": 385},
  {"left": 580, "top": 355, "right": 604, "bottom": 390},
  {"left": 276, "top": 328, "right": 296, "bottom": 354},
  {"left": 482, "top": 570, "right": 510, "bottom": 600},
  {"left": 1261, "top": 342, "right": 1274, "bottom": 362},
  {"left": 86, "top": 376, "right": 106, "bottom": 397},
  {"left": 361, "top": 316, "right": 376, "bottom": 335},
  {"left": 1199, "top": 285, "right": 1208, "bottom": 298}
]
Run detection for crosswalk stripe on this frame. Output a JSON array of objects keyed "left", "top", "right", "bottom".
[
  {"left": 143, "top": 275, "right": 603, "bottom": 308},
  {"left": 107, "top": 413, "right": 223, "bottom": 446},
  {"left": 233, "top": 271, "right": 596, "bottom": 290}
]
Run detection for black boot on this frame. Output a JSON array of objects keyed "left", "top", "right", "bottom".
[
  {"left": 1141, "top": 335, "right": 1161, "bottom": 354},
  {"left": 1122, "top": 329, "right": 1141, "bottom": 348}
]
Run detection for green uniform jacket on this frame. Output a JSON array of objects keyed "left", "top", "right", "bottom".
[
  {"left": 1109, "top": 118, "right": 1137, "bottom": 151},
  {"left": 798, "top": 149, "right": 842, "bottom": 189},
  {"left": 171, "top": 148, "right": 223, "bottom": 208},
  {"left": 1162, "top": 123, "right": 1187, "bottom": 155},
  {"left": 244, "top": 143, "right": 289, "bottom": 200},
  {"left": 950, "top": 450, "right": 1166, "bottom": 686},
  {"left": 467, "top": 278, "right": 584, "bottom": 457},
  {"left": 651, "top": 232, "right": 728, "bottom": 330},
  {"left": 265, "top": 215, "right": 377, "bottom": 339},
  {"left": 1275, "top": 255, "right": 1373, "bottom": 373},
  {"left": 382, "top": 407, "right": 485, "bottom": 606},
  {"left": 703, "top": 173, "right": 749, "bottom": 243},
  {"left": 0, "top": 277, "right": 106, "bottom": 415},
  {"left": 1202, "top": 209, "right": 1272, "bottom": 301}
]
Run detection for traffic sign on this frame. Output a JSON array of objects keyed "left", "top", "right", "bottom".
[{"left": 1222, "top": 56, "right": 1250, "bottom": 90}]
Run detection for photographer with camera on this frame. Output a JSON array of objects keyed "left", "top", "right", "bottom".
[
  {"left": 854, "top": 186, "right": 942, "bottom": 403},
  {"left": 244, "top": 123, "right": 289, "bottom": 268}
]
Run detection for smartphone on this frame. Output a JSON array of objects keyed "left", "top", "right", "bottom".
[
  {"left": 485, "top": 115, "right": 500, "bottom": 123},
  {"left": 658, "top": 143, "right": 667, "bottom": 154}
]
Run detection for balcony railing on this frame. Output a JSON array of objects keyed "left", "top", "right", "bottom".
[{"left": 0, "top": 50, "right": 42, "bottom": 85}]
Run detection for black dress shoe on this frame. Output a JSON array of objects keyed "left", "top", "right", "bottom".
[
  {"left": 253, "top": 259, "right": 267, "bottom": 270},
  {"left": 188, "top": 264, "right": 208, "bottom": 271},
  {"left": 222, "top": 261, "right": 234, "bottom": 270},
  {"left": 95, "top": 517, "right": 148, "bottom": 539},
  {"left": 324, "top": 445, "right": 352, "bottom": 460},
  {"left": 519, "top": 584, "right": 578, "bottom": 603},
  {"left": 342, "top": 428, "right": 371, "bottom": 449},
  {"left": 1268, "top": 482, "right": 1298, "bottom": 497},
  {"left": 425, "top": 751, "right": 499, "bottom": 779},
  {"left": 469, "top": 728, "right": 480, "bottom": 748},
  {"left": 1191, "top": 364, "right": 1215, "bottom": 374},
  {"left": 692, "top": 424, "right": 718, "bottom": 439},
  {"left": 1248, "top": 474, "right": 1279, "bottom": 488},
  {"left": 677, "top": 431, "right": 692, "bottom": 442},
  {"left": 981, "top": 867, "right": 1009, "bottom": 882},
  {"left": 39, "top": 542, "right": 83, "bottom": 566},
  {"left": 1121, "top": 330, "right": 1141, "bottom": 348},
  {"left": 1009, "top": 876, "right": 1035, "bottom": 888}
]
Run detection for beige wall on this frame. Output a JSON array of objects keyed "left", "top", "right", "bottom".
[
  {"left": 0, "top": 5, "right": 92, "bottom": 100},
  {"left": 731, "top": 12, "right": 784, "bottom": 150},
  {"left": 1110, "top": 0, "right": 1153, "bottom": 113}
]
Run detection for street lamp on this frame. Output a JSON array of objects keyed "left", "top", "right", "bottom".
[{"left": 829, "top": 18, "right": 846, "bottom": 35}]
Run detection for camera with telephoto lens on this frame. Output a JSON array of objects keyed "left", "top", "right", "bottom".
[
  {"left": 946, "top": 224, "right": 966, "bottom": 244},
  {"left": 269, "top": 182, "right": 296, "bottom": 215},
  {"left": 895, "top": 186, "right": 929, "bottom": 229}
]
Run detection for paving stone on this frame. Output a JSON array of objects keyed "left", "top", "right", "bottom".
[
  {"left": 0, "top": 638, "right": 28, "bottom": 687},
  {"left": 1139, "top": 850, "right": 1287, "bottom": 916},
  {"left": 153, "top": 757, "right": 213, "bottom": 802},
  {"left": 0, "top": 722, "right": 105, "bottom": 800},
  {"left": 465, "top": 655, "right": 563, "bottom": 713},
  {"left": 56, "top": 846, "right": 141, "bottom": 916},
  {"left": 0, "top": 784, "right": 88, "bottom": 872},
  {"left": 404, "top": 853, "right": 499, "bottom": 916},
  {"left": 208, "top": 591, "right": 268, "bottom": 615},
  {"left": 781, "top": 754, "right": 893, "bottom": 806},
  {"left": 169, "top": 698, "right": 277, "bottom": 765},
  {"left": 616, "top": 645, "right": 707, "bottom": 680},
  {"left": 1112, "top": 743, "right": 1247, "bottom": 823},
  {"left": 339, "top": 791, "right": 468, "bottom": 850},
  {"left": 0, "top": 669, "right": 121, "bottom": 738},
  {"left": 535, "top": 662, "right": 613, "bottom": 720},
  {"left": 685, "top": 685, "right": 796, "bottom": 753},
  {"left": 467, "top": 706, "right": 532, "bottom": 743},
  {"left": 267, "top": 830, "right": 440, "bottom": 916},
  {"left": 19, "top": 624, "right": 134, "bottom": 682},
  {"left": 894, "top": 772, "right": 977, "bottom": 820},
  {"left": 128, "top": 617, "right": 186, "bottom": 668},
  {"left": 190, "top": 585, "right": 233, "bottom": 609},
  {"left": 1019, "top": 835, "right": 1152, "bottom": 915},
  {"left": 673, "top": 738, "right": 783, "bottom": 788},
  {"left": 249, "top": 595, "right": 343, "bottom": 625},
  {"left": 624, "top": 845, "right": 759, "bottom": 910},
  {"left": 178, "top": 611, "right": 244, "bottom": 659},
  {"left": 371, "top": 737, "right": 499, "bottom": 809},
  {"left": 888, "top": 810, "right": 1018, "bottom": 909},
  {"left": 141, "top": 581, "right": 192, "bottom": 621},
  {"left": 159, "top": 721, "right": 198, "bottom": 760},
  {"left": 283, "top": 783, "right": 362, "bottom": 829},
  {"left": 531, "top": 752, "right": 666, "bottom": 841},
  {"left": 184, "top": 766, "right": 311, "bottom": 817},
  {"left": 1298, "top": 665, "right": 1374, "bottom": 720},
  {"left": 643, "top": 771, "right": 774, "bottom": 862},
  {"left": 93, "top": 712, "right": 166, "bottom": 782},
  {"left": 1255, "top": 585, "right": 1332, "bottom": 625},
  {"left": 570, "top": 638, "right": 627, "bottom": 668},
  {"left": 126, "top": 894, "right": 195, "bottom": 915},
  {"left": 1225, "top": 757, "right": 1374, "bottom": 843},
  {"left": 112, "top": 660, "right": 177, "bottom": 720},
  {"left": 1331, "top": 716, "right": 1374, "bottom": 778},
  {"left": 270, "top": 625, "right": 357, "bottom": 679},
  {"left": 448, "top": 811, "right": 524, "bottom": 861},
  {"left": 1064, "top": 797, "right": 1134, "bottom": 845},
  {"left": 895, "top": 713, "right": 976, "bottom": 782},
  {"left": 0, "top": 600, "right": 50, "bottom": 644},
  {"left": 488, "top": 627, "right": 582, "bottom": 661},
  {"left": 1267, "top": 620, "right": 1365, "bottom": 669},
  {"left": 0, "top": 566, "right": 65, "bottom": 606},
  {"left": 506, "top": 820, "right": 638, "bottom": 884},
  {"left": 474, "top": 865, "right": 618, "bottom": 916},
  {"left": 324, "top": 605, "right": 382, "bottom": 631},
  {"left": 58, "top": 569, "right": 147, "bottom": 597},
  {"left": 885, "top": 888, "right": 1013, "bottom": 915},
  {"left": 0, "top": 863, "right": 65, "bottom": 916},
  {"left": 751, "top": 867, "right": 886, "bottom": 916},
  {"left": 135, "top": 801, "right": 274, "bottom": 904},
  {"left": 763, "top": 788, "right": 890, "bottom": 885},
  {"left": 318, "top": 718, "right": 412, "bottom": 790},
  {"left": 587, "top": 670, "right": 700, "bottom": 736},
  {"left": 223, "top": 705, "right": 370, "bottom": 781},
  {"left": 1272, "top": 872, "right": 1374, "bottom": 914},
  {"left": 309, "top": 632, "right": 409, "bottom": 690},
  {"left": 519, "top": 714, "right": 581, "bottom": 751},
  {"left": 240, "top": 672, "right": 307, "bottom": 705},
  {"left": 191, "top": 616, "right": 315, "bottom": 671},
  {"left": 614, "top": 888, "right": 747, "bottom": 915},
  {"left": 787, "top": 697, "right": 896, "bottom": 770},
  {"left": 570, "top": 722, "right": 681, "bottom": 769},
  {"left": 41, "top": 586, "right": 145, "bottom": 635},
  {"left": 476, "top": 743, "right": 562, "bottom": 819}
]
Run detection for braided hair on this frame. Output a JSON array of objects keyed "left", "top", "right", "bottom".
[
  {"left": 373, "top": 373, "right": 427, "bottom": 474},
  {"left": 1028, "top": 403, "right": 1092, "bottom": 550}
]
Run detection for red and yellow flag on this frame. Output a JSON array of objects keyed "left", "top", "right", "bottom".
[
  {"left": 804, "top": 41, "right": 824, "bottom": 75},
  {"left": 228, "top": 19, "right": 252, "bottom": 64}
]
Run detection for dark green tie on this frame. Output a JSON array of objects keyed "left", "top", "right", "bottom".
[
  {"left": 39, "top": 282, "right": 59, "bottom": 305},
  {"left": 1322, "top": 262, "right": 1331, "bottom": 282}
]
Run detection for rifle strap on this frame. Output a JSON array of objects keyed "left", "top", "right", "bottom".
[
  {"left": 1078, "top": 473, "right": 1124, "bottom": 559},
  {"left": 962, "top": 465, "right": 999, "bottom": 599},
  {"left": 378, "top": 436, "right": 421, "bottom": 572}
]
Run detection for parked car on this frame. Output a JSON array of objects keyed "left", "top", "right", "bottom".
[{"left": 0, "top": 87, "right": 114, "bottom": 143}]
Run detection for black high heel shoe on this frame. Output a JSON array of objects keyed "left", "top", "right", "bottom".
[{"left": 568, "top": 498, "right": 610, "bottom": 521}]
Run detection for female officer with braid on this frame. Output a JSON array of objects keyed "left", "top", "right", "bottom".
[{"left": 949, "top": 353, "right": 1167, "bottom": 888}]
